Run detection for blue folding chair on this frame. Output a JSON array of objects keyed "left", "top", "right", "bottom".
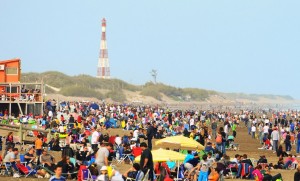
[{"left": 19, "top": 154, "right": 27, "bottom": 166}]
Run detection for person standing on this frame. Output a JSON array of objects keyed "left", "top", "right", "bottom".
[
  {"left": 95, "top": 142, "right": 113, "bottom": 173},
  {"left": 285, "top": 131, "right": 292, "bottom": 153},
  {"left": 146, "top": 122, "right": 154, "bottom": 150},
  {"left": 231, "top": 121, "right": 237, "bottom": 138},
  {"left": 251, "top": 124, "right": 256, "bottom": 139},
  {"left": 271, "top": 127, "right": 279, "bottom": 153},
  {"left": 297, "top": 131, "right": 300, "bottom": 154},
  {"left": 91, "top": 127, "right": 100, "bottom": 151},
  {"left": 211, "top": 119, "right": 217, "bottom": 139},
  {"left": 140, "top": 142, "right": 154, "bottom": 181},
  {"left": 247, "top": 120, "right": 252, "bottom": 135},
  {"left": 35, "top": 135, "right": 43, "bottom": 157}
]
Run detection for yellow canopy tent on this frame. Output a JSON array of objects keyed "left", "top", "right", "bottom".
[
  {"left": 155, "top": 135, "right": 204, "bottom": 150},
  {"left": 134, "top": 148, "right": 186, "bottom": 162}
]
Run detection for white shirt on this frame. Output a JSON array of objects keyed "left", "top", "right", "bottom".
[
  {"left": 115, "top": 137, "right": 122, "bottom": 146},
  {"left": 251, "top": 126, "right": 256, "bottom": 132},
  {"left": 190, "top": 119, "right": 195, "bottom": 126},
  {"left": 224, "top": 124, "right": 228, "bottom": 134},
  {"left": 263, "top": 126, "right": 269, "bottom": 134},
  {"left": 59, "top": 125, "right": 64, "bottom": 133},
  {"left": 133, "top": 130, "right": 139, "bottom": 140},
  {"left": 91, "top": 131, "right": 99, "bottom": 144}
]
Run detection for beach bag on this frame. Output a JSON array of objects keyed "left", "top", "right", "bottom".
[{"left": 216, "top": 134, "right": 222, "bottom": 144}]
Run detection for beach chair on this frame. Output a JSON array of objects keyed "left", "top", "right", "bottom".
[
  {"left": 82, "top": 168, "right": 96, "bottom": 181},
  {"left": 142, "top": 169, "right": 150, "bottom": 181},
  {"left": 4, "top": 162, "right": 13, "bottom": 176},
  {"left": 126, "top": 170, "right": 144, "bottom": 181},
  {"left": 19, "top": 154, "right": 27, "bottom": 166},
  {"left": 117, "top": 153, "right": 133, "bottom": 164}
]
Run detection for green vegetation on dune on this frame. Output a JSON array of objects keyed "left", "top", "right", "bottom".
[
  {"left": 60, "top": 85, "right": 104, "bottom": 99},
  {"left": 141, "top": 82, "right": 217, "bottom": 101},
  {"left": 21, "top": 72, "right": 294, "bottom": 102}
]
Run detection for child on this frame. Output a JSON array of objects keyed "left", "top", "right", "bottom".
[
  {"left": 96, "top": 166, "right": 109, "bottom": 181},
  {"left": 197, "top": 155, "right": 210, "bottom": 181},
  {"left": 49, "top": 165, "right": 66, "bottom": 181}
]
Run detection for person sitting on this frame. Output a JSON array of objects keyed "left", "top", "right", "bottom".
[
  {"left": 154, "top": 162, "right": 171, "bottom": 176},
  {"left": 24, "top": 147, "right": 36, "bottom": 166},
  {"left": 294, "top": 165, "right": 300, "bottom": 181},
  {"left": 52, "top": 134, "right": 61, "bottom": 151},
  {"left": 57, "top": 156, "right": 76, "bottom": 179},
  {"left": 158, "top": 166, "right": 173, "bottom": 181},
  {"left": 252, "top": 165, "right": 264, "bottom": 181},
  {"left": 123, "top": 163, "right": 144, "bottom": 181},
  {"left": 257, "top": 155, "right": 268, "bottom": 165},
  {"left": 96, "top": 166, "right": 109, "bottom": 181},
  {"left": 40, "top": 149, "right": 55, "bottom": 172},
  {"left": 208, "top": 163, "right": 219, "bottom": 181},
  {"left": 283, "top": 154, "right": 297, "bottom": 169},
  {"left": 231, "top": 154, "right": 240, "bottom": 164},
  {"left": 204, "top": 142, "right": 215, "bottom": 153},
  {"left": 3, "top": 148, "right": 20, "bottom": 176},
  {"left": 61, "top": 144, "right": 74, "bottom": 158},
  {"left": 240, "top": 154, "right": 253, "bottom": 167},
  {"left": 274, "top": 156, "right": 284, "bottom": 169},
  {"left": 207, "top": 152, "right": 215, "bottom": 165},
  {"left": 277, "top": 145, "right": 288, "bottom": 157},
  {"left": 77, "top": 146, "right": 91, "bottom": 165},
  {"left": 260, "top": 165, "right": 283, "bottom": 181}
]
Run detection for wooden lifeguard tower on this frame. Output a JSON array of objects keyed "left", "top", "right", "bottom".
[{"left": 0, "top": 58, "right": 45, "bottom": 116}]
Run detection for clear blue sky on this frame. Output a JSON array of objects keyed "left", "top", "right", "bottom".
[{"left": 1, "top": 1, "right": 300, "bottom": 98}]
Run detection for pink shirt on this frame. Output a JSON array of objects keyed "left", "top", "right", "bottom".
[{"left": 252, "top": 169, "right": 263, "bottom": 181}]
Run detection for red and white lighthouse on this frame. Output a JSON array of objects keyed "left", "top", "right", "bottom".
[{"left": 97, "top": 18, "right": 110, "bottom": 79}]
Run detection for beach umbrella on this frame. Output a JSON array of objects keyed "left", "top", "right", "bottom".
[
  {"left": 155, "top": 135, "right": 204, "bottom": 150},
  {"left": 134, "top": 148, "right": 186, "bottom": 162}
]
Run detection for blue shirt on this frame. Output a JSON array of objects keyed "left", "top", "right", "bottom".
[{"left": 49, "top": 176, "right": 66, "bottom": 181}]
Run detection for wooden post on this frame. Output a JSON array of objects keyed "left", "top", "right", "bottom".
[
  {"left": 47, "top": 129, "right": 52, "bottom": 142},
  {"left": 19, "top": 124, "right": 23, "bottom": 143}
]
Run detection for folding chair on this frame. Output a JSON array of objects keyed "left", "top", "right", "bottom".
[
  {"left": 142, "top": 169, "right": 150, "bottom": 181},
  {"left": 25, "top": 165, "right": 38, "bottom": 178},
  {"left": 19, "top": 154, "right": 27, "bottom": 166},
  {"left": 4, "top": 162, "right": 13, "bottom": 176},
  {"left": 117, "top": 154, "right": 133, "bottom": 164},
  {"left": 82, "top": 168, "right": 96, "bottom": 181},
  {"left": 126, "top": 170, "right": 145, "bottom": 181}
]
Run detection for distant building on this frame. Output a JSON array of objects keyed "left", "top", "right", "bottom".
[
  {"left": 0, "top": 58, "right": 44, "bottom": 116},
  {"left": 0, "top": 58, "right": 21, "bottom": 83}
]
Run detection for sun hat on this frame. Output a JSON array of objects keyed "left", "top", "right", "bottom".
[{"left": 100, "top": 166, "right": 108, "bottom": 171}]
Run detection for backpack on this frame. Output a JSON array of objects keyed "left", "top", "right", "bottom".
[{"left": 216, "top": 134, "right": 222, "bottom": 144}]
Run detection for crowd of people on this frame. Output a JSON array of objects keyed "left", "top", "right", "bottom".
[{"left": 0, "top": 100, "right": 299, "bottom": 181}]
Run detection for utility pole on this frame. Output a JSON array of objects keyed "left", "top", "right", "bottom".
[{"left": 150, "top": 69, "right": 157, "bottom": 84}]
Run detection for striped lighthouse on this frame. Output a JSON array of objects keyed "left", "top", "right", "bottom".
[{"left": 97, "top": 18, "right": 110, "bottom": 79}]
